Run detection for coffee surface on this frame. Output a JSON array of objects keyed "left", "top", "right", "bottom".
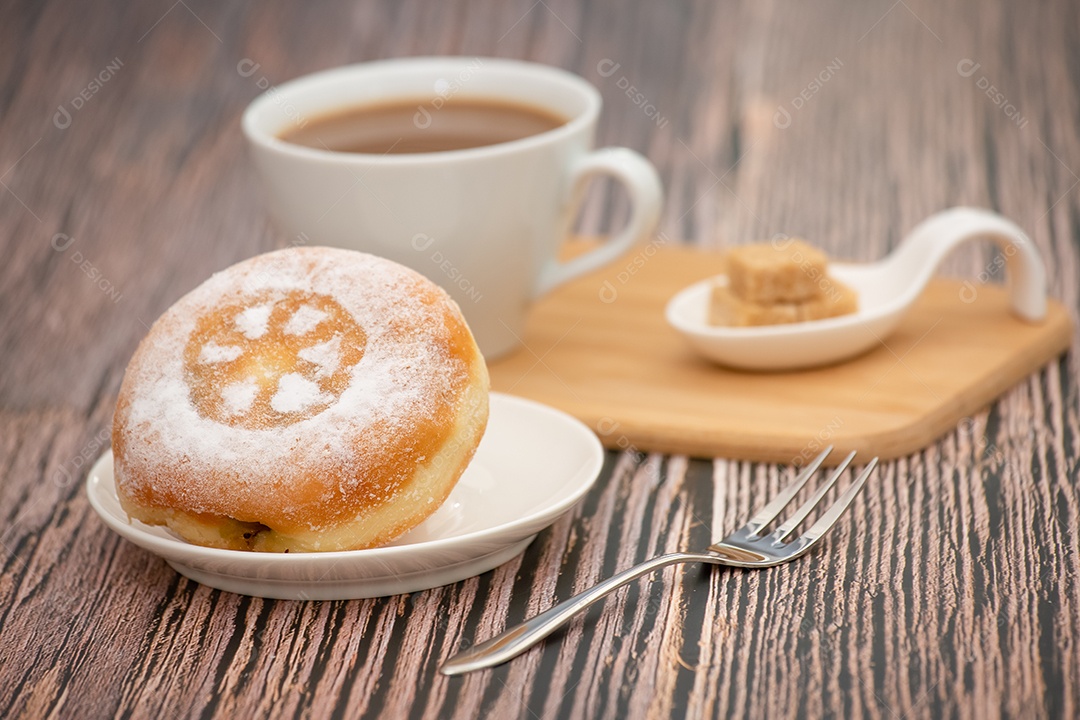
[{"left": 279, "top": 97, "right": 568, "bottom": 154}]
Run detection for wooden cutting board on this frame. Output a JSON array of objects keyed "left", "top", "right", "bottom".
[{"left": 486, "top": 242, "right": 1073, "bottom": 464}]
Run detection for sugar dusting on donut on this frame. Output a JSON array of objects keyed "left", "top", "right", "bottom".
[
  {"left": 235, "top": 302, "right": 274, "bottom": 339},
  {"left": 112, "top": 246, "right": 487, "bottom": 545},
  {"left": 182, "top": 289, "right": 367, "bottom": 428},
  {"left": 283, "top": 304, "right": 328, "bottom": 335}
]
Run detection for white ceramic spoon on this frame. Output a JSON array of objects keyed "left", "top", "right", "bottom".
[{"left": 665, "top": 207, "right": 1048, "bottom": 371}]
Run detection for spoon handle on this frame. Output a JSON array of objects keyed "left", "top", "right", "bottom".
[{"left": 890, "top": 207, "right": 1047, "bottom": 321}]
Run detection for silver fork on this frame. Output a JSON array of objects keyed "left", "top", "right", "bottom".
[{"left": 440, "top": 446, "right": 877, "bottom": 676}]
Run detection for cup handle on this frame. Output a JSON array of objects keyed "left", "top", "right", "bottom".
[{"left": 534, "top": 147, "right": 663, "bottom": 298}]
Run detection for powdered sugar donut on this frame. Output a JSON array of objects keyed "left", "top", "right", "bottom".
[{"left": 112, "top": 247, "right": 489, "bottom": 552}]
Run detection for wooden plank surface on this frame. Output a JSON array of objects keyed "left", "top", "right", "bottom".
[
  {"left": 489, "top": 243, "right": 1073, "bottom": 462},
  {"left": 2, "top": 0, "right": 1079, "bottom": 718}
]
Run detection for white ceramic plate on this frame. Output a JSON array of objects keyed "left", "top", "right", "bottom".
[{"left": 86, "top": 393, "right": 604, "bottom": 600}]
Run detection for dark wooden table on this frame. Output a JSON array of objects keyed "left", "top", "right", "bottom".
[{"left": 3, "top": 1, "right": 1078, "bottom": 717}]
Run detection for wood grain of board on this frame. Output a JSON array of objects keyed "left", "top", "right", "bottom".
[
  {"left": 488, "top": 243, "right": 1074, "bottom": 462},
  {"left": 1, "top": 0, "right": 1079, "bottom": 719}
]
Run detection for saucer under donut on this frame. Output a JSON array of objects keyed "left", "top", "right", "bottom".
[{"left": 112, "top": 247, "right": 489, "bottom": 552}]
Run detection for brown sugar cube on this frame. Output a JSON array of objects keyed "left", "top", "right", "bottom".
[
  {"left": 710, "top": 276, "right": 858, "bottom": 327},
  {"left": 710, "top": 283, "right": 798, "bottom": 326},
  {"left": 799, "top": 276, "right": 858, "bottom": 321},
  {"left": 727, "top": 239, "right": 828, "bottom": 303}
]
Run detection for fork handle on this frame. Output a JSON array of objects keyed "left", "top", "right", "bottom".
[{"left": 440, "top": 551, "right": 706, "bottom": 675}]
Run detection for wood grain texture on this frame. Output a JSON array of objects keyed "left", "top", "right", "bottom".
[
  {"left": 488, "top": 243, "right": 1073, "bottom": 462},
  {"left": 2, "top": 0, "right": 1079, "bottom": 718}
]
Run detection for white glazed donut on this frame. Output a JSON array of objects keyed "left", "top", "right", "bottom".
[{"left": 112, "top": 247, "right": 489, "bottom": 552}]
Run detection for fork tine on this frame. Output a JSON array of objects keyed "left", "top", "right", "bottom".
[
  {"left": 769, "top": 450, "right": 856, "bottom": 543},
  {"left": 743, "top": 446, "right": 832, "bottom": 537},
  {"left": 797, "top": 456, "right": 878, "bottom": 545}
]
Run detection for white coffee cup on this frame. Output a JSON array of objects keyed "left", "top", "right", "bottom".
[{"left": 242, "top": 56, "right": 662, "bottom": 359}]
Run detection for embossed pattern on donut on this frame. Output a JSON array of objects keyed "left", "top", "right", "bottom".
[
  {"left": 111, "top": 247, "right": 490, "bottom": 552},
  {"left": 184, "top": 291, "right": 367, "bottom": 429}
]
